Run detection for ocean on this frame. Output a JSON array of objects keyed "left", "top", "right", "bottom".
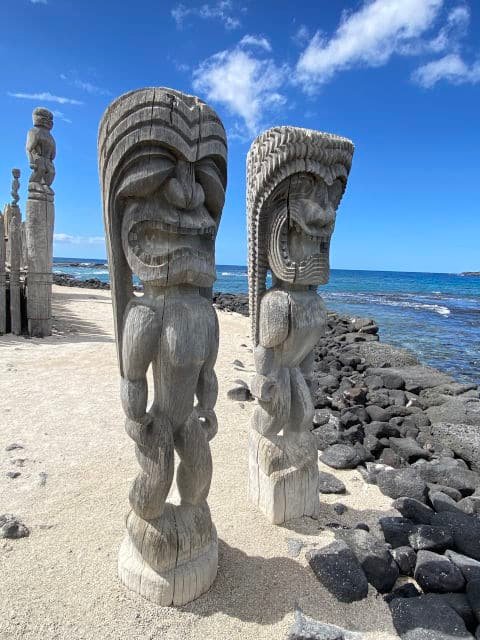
[{"left": 53, "top": 258, "right": 480, "bottom": 385}]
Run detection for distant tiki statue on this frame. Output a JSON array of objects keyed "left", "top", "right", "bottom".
[
  {"left": 25, "top": 108, "right": 56, "bottom": 337},
  {"left": 247, "top": 126, "right": 354, "bottom": 524},
  {"left": 99, "top": 88, "right": 227, "bottom": 605}
]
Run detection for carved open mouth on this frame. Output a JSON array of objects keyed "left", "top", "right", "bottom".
[
  {"left": 281, "top": 222, "right": 332, "bottom": 267},
  {"left": 127, "top": 219, "right": 215, "bottom": 266}
]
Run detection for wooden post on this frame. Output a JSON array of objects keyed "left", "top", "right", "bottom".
[
  {"left": 25, "top": 108, "right": 55, "bottom": 337},
  {"left": 99, "top": 87, "right": 227, "bottom": 606},
  {"left": 9, "top": 218, "right": 21, "bottom": 335},
  {"left": 0, "top": 214, "right": 6, "bottom": 334}
]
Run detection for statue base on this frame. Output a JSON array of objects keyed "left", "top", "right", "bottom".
[
  {"left": 118, "top": 502, "right": 218, "bottom": 606},
  {"left": 248, "top": 429, "right": 320, "bottom": 525}
]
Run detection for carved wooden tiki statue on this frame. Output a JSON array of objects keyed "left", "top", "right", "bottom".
[
  {"left": 99, "top": 88, "right": 227, "bottom": 605},
  {"left": 247, "top": 126, "right": 354, "bottom": 524}
]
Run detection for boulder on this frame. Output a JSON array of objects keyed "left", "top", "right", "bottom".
[
  {"left": 320, "top": 444, "right": 362, "bottom": 470},
  {"left": 376, "top": 468, "right": 427, "bottom": 502},
  {"left": 429, "top": 423, "right": 480, "bottom": 472},
  {"left": 393, "top": 497, "right": 434, "bottom": 524},
  {"left": 379, "top": 517, "right": 415, "bottom": 548},
  {"left": 446, "top": 550, "right": 480, "bottom": 583},
  {"left": 467, "top": 580, "right": 480, "bottom": 624},
  {"left": 390, "top": 595, "right": 474, "bottom": 639},
  {"left": 306, "top": 540, "right": 369, "bottom": 602},
  {"left": 415, "top": 459, "right": 480, "bottom": 495},
  {"left": 426, "top": 398, "right": 480, "bottom": 427},
  {"left": 408, "top": 524, "right": 454, "bottom": 552},
  {"left": 389, "top": 437, "right": 430, "bottom": 463},
  {"left": 336, "top": 528, "right": 399, "bottom": 593},
  {"left": 414, "top": 550, "right": 465, "bottom": 593},
  {"left": 391, "top": 546, "right": 417, "bottom": 575},
  {"left": 352, "top": 343, "right": 419, "bottom": 368},
  {"left": 227, "top": 385, "right": 252, "bottom": 401},
  {"left": 431, "top": 511, "right": 480, "bottom": 560},
  {"left": 318, "top": 471, "right": 346, "bottom": 495}
]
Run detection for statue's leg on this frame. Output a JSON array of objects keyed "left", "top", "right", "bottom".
[
  {"left": 174, "top": 411, "right": 212, "bottom": 505},
  {"left": 249, "top": 367, "right": 319, "bottom": 523}
]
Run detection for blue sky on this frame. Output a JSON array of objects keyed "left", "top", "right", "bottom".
[{"left": 2, "top": 0, "right": 479, "bottom": 272}]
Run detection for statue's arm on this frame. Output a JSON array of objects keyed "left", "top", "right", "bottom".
[
  {"left": 195, "top": 312, "right": 219, "bottom": 439},
  {"left": 251, "top": 290, "right": 290, "bottom": 401},
  {"left": 120, "top": 302, "right": 158, "bottom": 421}
]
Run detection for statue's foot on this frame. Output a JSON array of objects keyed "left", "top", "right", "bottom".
[
  {"left": 118, "top": 502, "right": 218, "bottom": 606},
  {"left": 248, "top": 429, "right": 320, "bottom": 525}
]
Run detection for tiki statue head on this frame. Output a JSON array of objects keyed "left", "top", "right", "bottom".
[
  {"left": 33, "top": 107, "right": 53, "bottom": 130},
  {"left": 247, "top": 126, "right": 354, "bottom": 343}
]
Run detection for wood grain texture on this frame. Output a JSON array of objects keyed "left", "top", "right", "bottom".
[
  {"left": 9, "top": 217, "right": 22, "bottom": 335},
  {"left": 99, "top": 87, "right": 227, "bottom": 606},
  {"left": 247, "top": 126, "right": 354, "bottom": 525}
]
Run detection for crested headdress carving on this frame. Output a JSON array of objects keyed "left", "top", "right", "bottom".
[{"left": 247, "top": 126, "right": 354, "bottom": 345}]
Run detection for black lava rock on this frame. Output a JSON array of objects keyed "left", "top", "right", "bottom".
[
  {"left": 446, "top": 550, "right": 480, "bottom": 583},
  {"left": 379, "top": 517, "right": 415, "bottom": 548},
  {"left": 376, "top": 468, "right": 427, "bottom": 502},
  {"left": 318, "top": 471, "right": 346, "bottom": 494},
  {"left": 393, "top": 497, "right": 434, "bottom": 524},
  {"left": 391, "top": 546, "right": 417, "bottom": 576},
  {"left": 389, "top": 437, "right": 430, "bottom": 463},
  {"left": 306, "top": 540, "right": 369, "bottom": 603},
  {"left": 320, "top": 444, "right": 362, "bottom": 470},
  {"left": 431, "top": 511, "right": 480, "bottom": 561},
  {"left": 337, "top": 528, "right": 399, "bottom": 593},
  {"left": 414, "top": 550, "right": 465, "bottom": 593},
  {"left": 0, "top": 514, "right": 30, "bottom": 539},
  {"left": 467, "top": 580, "right": 480, "bottom": 624},
  {"left": 390, "top": 595, "right": 473, "bottom": 640},
  {"left": 408, "top": 524, "right": 454, "bottom": 552}
]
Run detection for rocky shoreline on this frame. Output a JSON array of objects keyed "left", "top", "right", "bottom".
[{"left": 220, "top": 292, "right": 480, "bottom": 639}]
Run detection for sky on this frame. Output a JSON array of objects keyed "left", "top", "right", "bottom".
[{"left": 1, "top": 0, "right": 479, "bottom": 272}]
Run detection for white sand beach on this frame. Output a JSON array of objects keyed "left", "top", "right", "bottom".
[{"left": 0, "top": 285, "right": 399, "bottom": 640}]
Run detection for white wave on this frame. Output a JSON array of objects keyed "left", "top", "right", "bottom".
[
  {"left": 324, "top": 292, "right": 450, "bottom": 316},
  {"left": 220, "top": 272, "right": 247, "bottom": 277}
]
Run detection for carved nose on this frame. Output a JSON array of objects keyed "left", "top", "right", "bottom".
[{"left": 164, "top": 160, "right": 204, "bottom": 210}]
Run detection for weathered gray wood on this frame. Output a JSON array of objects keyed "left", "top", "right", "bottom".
[
  {"left": 25, "top": 108, "right": 55, "bottom": 337},
  {"left": 9, "top": 217, "right": 21, "bottom": 335},
  {"left": 99, "top": 87, "right": 227, "bottom": 606},
  {"left": 247, "top": 126, "right": 354, "bottom": 524},
  {"left": 21, "top": 222, "right": 28, "bottom": 271},
  {"left": 0, "top": 214, "right": 6, "bottom": 334}
]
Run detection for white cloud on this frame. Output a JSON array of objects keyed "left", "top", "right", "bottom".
[
  {"left": 8, "top": 91, "right": 83, "bottom": 105},
  {"left": 30, "top": 0, "right": 47, "bottom": 4},
  {"left": 51, "top": 110, "right": 72, "bottom": 124},
  {"left": 412, "top": 52, "right": 480, "bottom": 87},
  {"left": 192, "top": 44, "right": 287, "bottom": 136},
  {"left": 172, "top": 1, "right": 240, "bottom": 30},
  {"left": 60, "top": 73, "right": 111, "bottom": 96},
  {"left": 296, "top": 0, "right": 444, "bottom": 90},
  {"left": 54, "top": 234, "right": 105, "bottom": 245},
  {"left": 239, "top": 34, "right": 271, "bottom": 52}
]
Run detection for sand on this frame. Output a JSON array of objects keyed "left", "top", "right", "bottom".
[{"left": 0, "top": 286, "right": 399, "bottom": 640}]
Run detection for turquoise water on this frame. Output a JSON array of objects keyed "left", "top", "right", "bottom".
[{"left": 54, "top": 259, "right": 480, "bottom": 385}]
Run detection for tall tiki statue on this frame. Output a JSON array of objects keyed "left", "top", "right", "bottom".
[
  {"left": 247, "top": 126, "right": 354, "bottom": 524},
  {"left": 99, "top": 88, "right": 227, "bottom": 605},
  {"left": 25, "top": 108, "right": 56, "bottom": 337}
]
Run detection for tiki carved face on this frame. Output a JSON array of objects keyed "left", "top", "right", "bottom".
[
  {"left": 118, "top": 146, "right": 225, "bottom": 287},
  {"left": 267, "top": 171, "right": 344, "bottom": 286}
]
